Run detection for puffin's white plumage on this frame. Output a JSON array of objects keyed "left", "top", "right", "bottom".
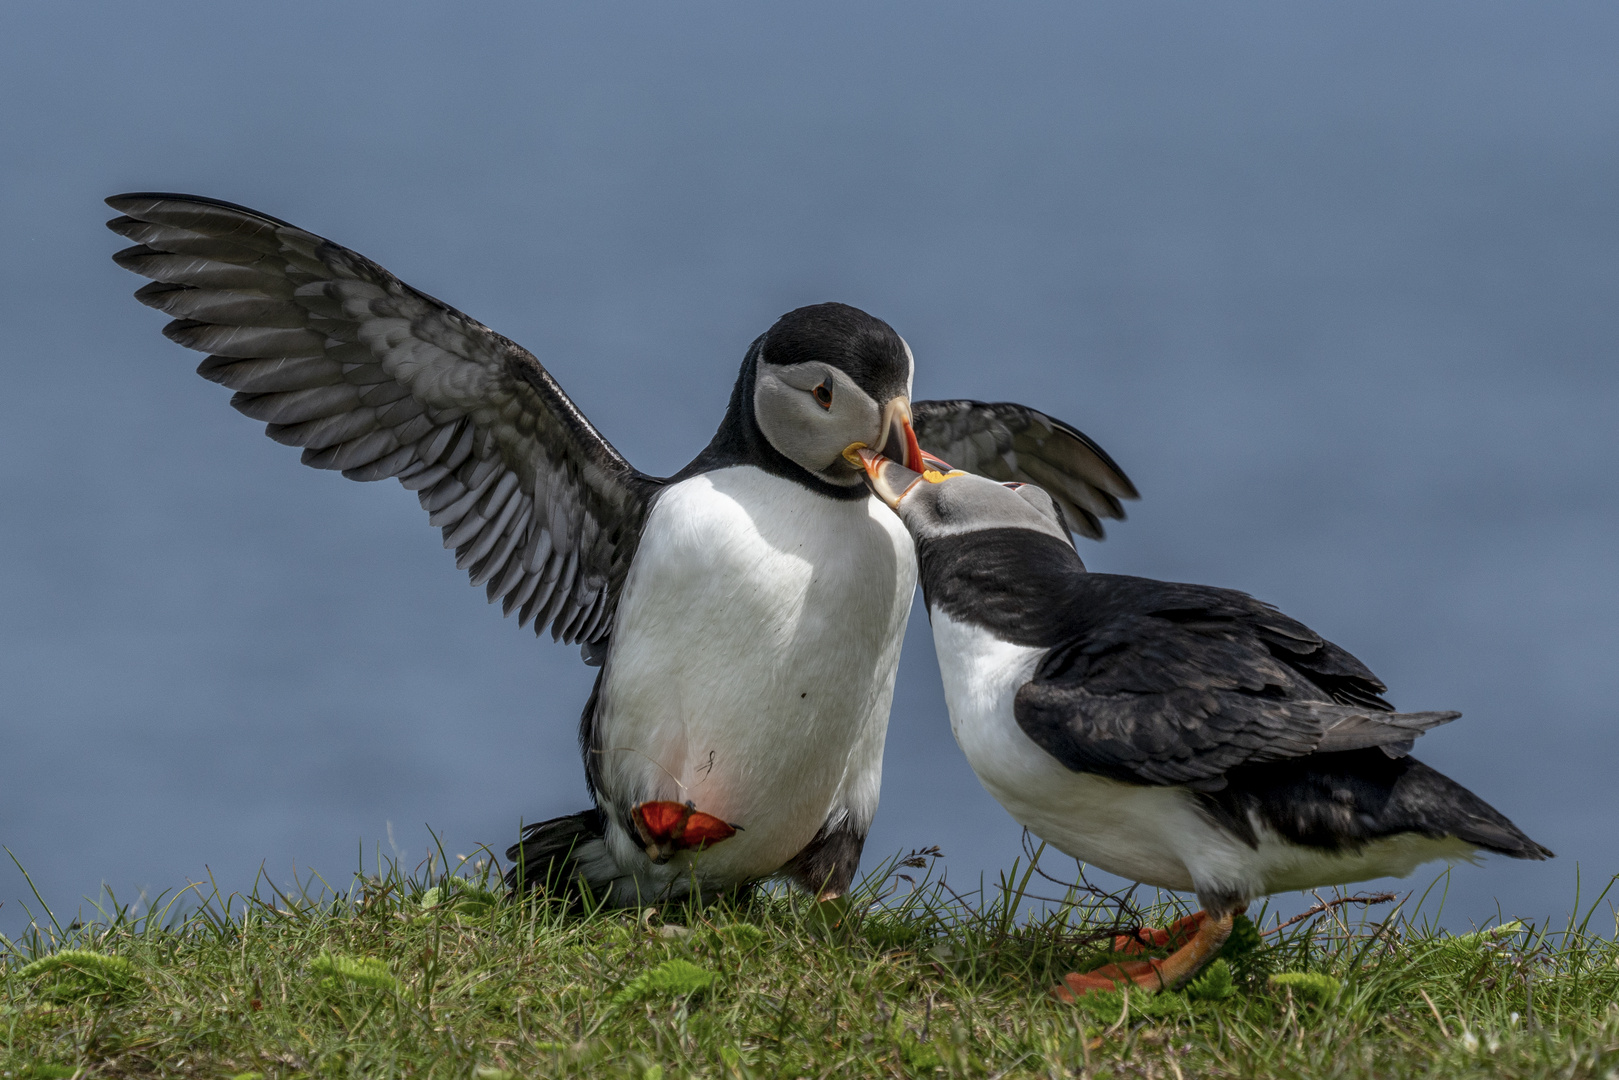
[{"left": 579, "top": 467, "right": 915, "bottom": 903}]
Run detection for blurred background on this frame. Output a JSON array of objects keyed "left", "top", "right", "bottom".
[{"left": 2, "top": 2, "right": 1615, "bottom": 938}]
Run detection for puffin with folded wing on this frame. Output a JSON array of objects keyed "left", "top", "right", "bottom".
[{"left": 853, "top": 447, "right": 1551, "bottom": 998}]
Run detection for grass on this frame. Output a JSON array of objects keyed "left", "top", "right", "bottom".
[{"left": 2, "top": 844, "right": 1616, "bottom": 1080}]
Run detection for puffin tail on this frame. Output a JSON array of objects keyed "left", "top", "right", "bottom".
[
  {"left": 505, "top": 808, "right": 609, "bottom": 900},
  {"left": 1392, "top": 759, "right": 1555, "bottom": 861}
]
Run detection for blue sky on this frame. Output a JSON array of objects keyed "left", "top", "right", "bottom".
[{"left": 2, "top": 2, "right": 1616, "bottom": 936}]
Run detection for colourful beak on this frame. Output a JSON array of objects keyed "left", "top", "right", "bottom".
[
  {"left": 878, "top": 398, "right": 926, "bottom": 473},
  {"left": 847, "top": 447, "right": 928, "bottom": 508}
]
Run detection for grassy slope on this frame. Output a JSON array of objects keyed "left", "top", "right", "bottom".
[{"left": 2, "top": 851, "right": 1616, "bottom": 1080}]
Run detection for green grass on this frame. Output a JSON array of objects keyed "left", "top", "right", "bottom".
[{"left": 2, "top": 847, "right": 1616, "bottom": 1080}]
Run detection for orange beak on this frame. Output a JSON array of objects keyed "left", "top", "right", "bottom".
[{"left": 878, "top": 398, "right": 926, "bottom": 473}]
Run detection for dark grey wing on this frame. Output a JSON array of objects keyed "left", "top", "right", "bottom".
[
  {"left": 108, "top": 193, "right": 660, "bottom": 645},
  {"left": 1013, "top": 576, "right": 1458, "bottom": 787},
  {"left": 910, "top": 399, "right": 1138, "bottom": 539}
]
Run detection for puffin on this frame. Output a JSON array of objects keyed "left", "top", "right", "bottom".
[
  {"left": 852, "top": 447, "right": 1551, "bottom": 998},
  {"left": 104, "top": 193, "right": 1140, "bottom": 907}
]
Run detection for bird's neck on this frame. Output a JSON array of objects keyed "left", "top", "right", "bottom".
[
  {"left": 672, "top": 339, "right": 866, "bottom": 501},
  {"left": 917, "top": 528, "right": 1085, "bottom": 646}
]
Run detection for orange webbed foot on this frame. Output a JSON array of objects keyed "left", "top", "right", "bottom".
[
  {"left": 632, "top": 800, "right": 741, "bottom": 864},
  {"left": 1053, "top": 911, "right": 1235, "bottom": 1001},
  {"left": 1051, "top": 959, "right": 1168, "bottom": 1002}
]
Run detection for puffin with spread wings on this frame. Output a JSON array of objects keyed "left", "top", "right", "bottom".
[
  {"left": 106, "top": 193, "right": 1139, "bottom": 907},
  {"left": 853, "top": 448, "right": 1550, "bottom": 998}
]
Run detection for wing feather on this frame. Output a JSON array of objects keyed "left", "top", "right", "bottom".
[
  {"left": 911, "top": 399, "right": 1138, "bottom": 539},
  {"left": 1014, "top": 575, "right": 1456, "bottom": 787},
  {"left": 108, "top": 192, "right": 659, "bottom": 644}
]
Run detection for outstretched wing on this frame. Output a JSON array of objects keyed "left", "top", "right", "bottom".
[
  {"left": 107, "top": 192, "right": 660, "bottom": 645},
  {"left": 911, "top": 399, "right": 1138, "bottom": 539},
  {"left": 1014, "top": 575, "right": 1458, "bottom": 788}
]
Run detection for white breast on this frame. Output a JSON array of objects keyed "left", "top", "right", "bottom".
[
  {"left": 594, "top": 466, "right": 917, "bottom": 889},
  {"left": 930, "top": 609, "right": 1221, "bottom": 893}
]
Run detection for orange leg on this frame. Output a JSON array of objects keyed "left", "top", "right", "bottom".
[{"left": 1053, "top": 911, "right": 1234, "bottom": 1001}]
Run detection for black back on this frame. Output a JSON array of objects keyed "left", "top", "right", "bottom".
[{"left": 920, "top": 527, "right": 1389, "bottom": 707}]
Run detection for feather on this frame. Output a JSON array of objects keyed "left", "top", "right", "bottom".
[
  {"left": 502, "top": 566, "right": 542, "bottom": 618},
  {"left": 357, "top": 381, "right": 412, "bottom": 407},
  {"left": 106, "top": 194, "right": 283, "bottom": 239},
  {"left": 136, "top": 283, "right": 306, "bottom": 327},
  {"left": 113, "top": 248, "right": 271, "bottom": 290},
  {"left": 474, "top": 471, "right": 522, "bottom": 519},
  {"left": 342, "top": 443, "right": 419, "bottom": 482},
  {"left": 416, "top": 422, "right": 460, "bottom": 467},
  {"left": 108, "top": 217, "right": 259, "bottom": 254},
  {"left": 196, "top": 354, "right": 343, "bottom": 393},
  {"left": 473, "top": 507, "right": 532, "bottom": 591},
  {"left": 398, "top": 460, "right": 451, "bottom": 492},
  {"left": 443, "top": 510, "right": 488, "bottom": 551},
  {"left": 489, "top": 531, "right": 534, "bottom": 601},
  {"left": 230, "top": 384, "right": 362, "bottom": 425},
  {"left": 439, "top": 423, "right": 477, "bottom": 471},
  {"left": 523, "top": 526, "right": 555, "bottom": 574},
  {"left": 325, "top": 341, "right": 378, "bottom": 367},
  {"left": 165, "top": 321, "right": 326, "bottom": 359},
  {"left": 428, "top": 466, "right": 501, "bottom": 529},
  {"left": 389, "top": 413, "right": 435, "bottom": 446},
  {"left": 301, "top": 428, "right": 401, "bottom": 472},
  {"left": 449, "top": 474, "right": 519, "bottom": 549},
  {"left": 540, "top": 550, "right": 582, "bottom": 639},
  {"left": 264, "top": 408, "right": 379, "bottom": 449},
  {"left": 462, "top": 498, "right": 528, "bottom": 580},
  {"left": 419, "top": 474, "right": 468, "bottom": 513}
]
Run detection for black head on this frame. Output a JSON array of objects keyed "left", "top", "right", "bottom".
[
  {"left": 680, "top": 303, "right": 924, "bottom": 497},
  {"left": 761, "top": 303, "right": 913, "bottom": 406}
]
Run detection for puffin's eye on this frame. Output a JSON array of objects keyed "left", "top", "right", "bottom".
[{"left": 812, "top": 382, "right": 833, "bottom": 409}]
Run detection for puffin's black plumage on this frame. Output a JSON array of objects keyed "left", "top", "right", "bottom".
[{"left": 1201, "top": 751, "right": 1551, "bottom": 860}]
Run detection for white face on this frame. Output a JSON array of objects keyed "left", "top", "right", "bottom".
[
  {"left": 899, "top": 472, "right": 1075, "bottom": 547},
  {"left": 753, "top": 360, "right": 890, "bottom": 487}
]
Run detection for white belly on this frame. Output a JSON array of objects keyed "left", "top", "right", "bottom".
[
  {"left": 594, "top": 466, "right": 916, "bottom": 891},
  {"left": 929, "top": 611, "right": 1474, "bottom": 906}
]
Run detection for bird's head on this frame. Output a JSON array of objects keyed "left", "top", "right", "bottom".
[
  {"left": 847, "top": 446, "right": 1074, "bottom": 547},
  {"left": 752, "top": 303, "right": 925, "bottom": 487}
]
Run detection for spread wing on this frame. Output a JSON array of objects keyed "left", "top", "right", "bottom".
[
  {"left": 107, "top": 192, "right": 661, "bottom": 646},
  {"left": 910, "top": 400, "right": 1138, "bottom": 539},
  {"left": 1013, "top": 575, "right": 1458, "bottom": 788}
]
